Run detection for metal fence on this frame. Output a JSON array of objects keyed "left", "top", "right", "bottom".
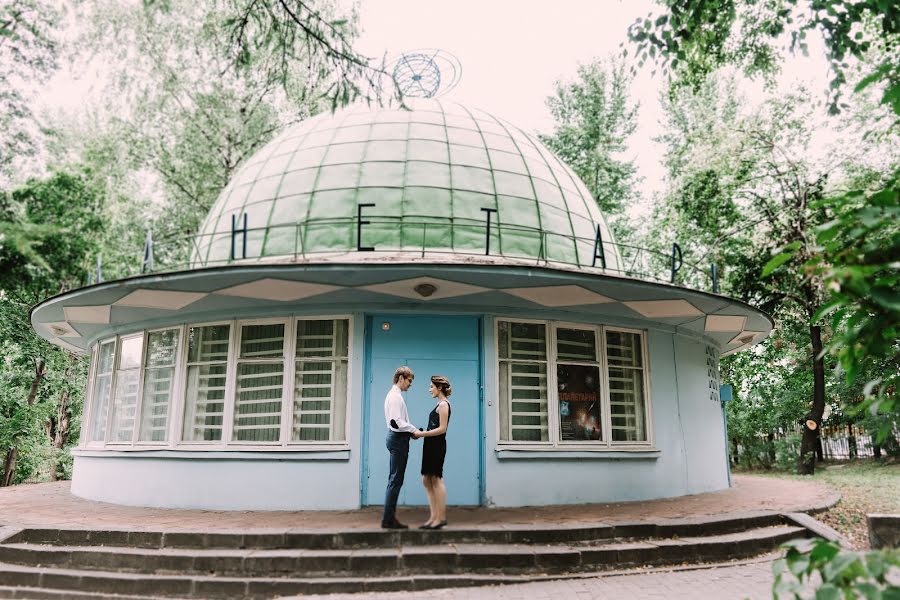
[{"left": 93, "top": 217, "right": 721, "bottom": 293}]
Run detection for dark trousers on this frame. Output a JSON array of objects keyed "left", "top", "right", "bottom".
[{"left": 382, "top": 431, "right": 410, "bottom": 524}]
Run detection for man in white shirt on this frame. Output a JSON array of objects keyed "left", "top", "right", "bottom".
[{"left": 381, "top": 366, "right": 419, "bottom": 529}]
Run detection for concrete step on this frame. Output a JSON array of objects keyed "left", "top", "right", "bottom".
[
  {"left": 0, "top": 584, "right": 163, "bottom": 600},
  {"left": 0, "top": 525, "right": 807, "bottom": 580},
  {"left": 0, "top": 563, "right": 560, "bottom": 599},
  {"left": 1, "top": 512, "right": 785, "bottom": 550}
]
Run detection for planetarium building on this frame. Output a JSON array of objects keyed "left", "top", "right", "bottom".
[{"left": 30, "top": 100, "right": 772, "bottom": 510}]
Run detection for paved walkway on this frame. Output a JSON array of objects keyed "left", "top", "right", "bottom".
[
  {"left": 0, "top": 475, "right": 837, "bottom": 531},
  {"left": 290, "top": 556, "right": 783, "bottom": 600}
]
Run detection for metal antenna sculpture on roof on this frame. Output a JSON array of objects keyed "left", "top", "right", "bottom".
[{"left": 389, "top": 49, "right": 461, "bottom": 98}]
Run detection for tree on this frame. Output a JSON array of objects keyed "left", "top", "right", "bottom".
[
  {"left": 0, "top": 171, "right": 102, "bottom": 485},
  {"left": 0, "top": 0, "right": 60, "bottom": 187},
  {"left": 631, "top": 0, "right": 900, "bottom": 473},
  {"left": 540, "top": 58, "right": 640, "bottom": 240}
]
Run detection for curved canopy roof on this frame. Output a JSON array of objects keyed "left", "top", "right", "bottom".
[{"left": 192, "top": 99, "right": 621, "bottom": 271}]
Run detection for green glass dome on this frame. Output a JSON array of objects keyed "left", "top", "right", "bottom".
[{"left": 194, "top": 99, "right": 621, "bottom": 271}]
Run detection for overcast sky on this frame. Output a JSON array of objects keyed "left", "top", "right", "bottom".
[
  {"left": 354, "top": 0, "right": 667, "bottom": 202},
  {"left": 353, "top": 0, "right": 833, "bottom": 208}
]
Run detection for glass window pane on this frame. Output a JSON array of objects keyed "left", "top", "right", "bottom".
[
  {"left": 240, "top": 323, "right": 285, "bottom": 359},
  {"left": 233, "top": 362, "right": 283, "bottom": 442},
  {"left": 498, "top": 321, "right": 546, "bottom": 361},
  {"left": 188, "top": 325, "right": 230, "bottom": 362},
  {"left": 183, "top": 363, "right": 227, "bottom": 441},
  {"left": 183, "top": 324, "right": 231, "bottom": 442},
  {"left": 145, "top": 329, "right": 178, "bottom": 368},
  {"left": 608, "top": 367, "right": 647, "bottom": 442},
  {"left": 557, "top": 364, "right": 602, "bottom": 441},
  {"left": 109, "top": 335, "right": 142, "bottom": 442},
  {"left": 118, "top": 335, "right": 143, "bottom": 370},
  {"left": 89, "top": 341, "right": 115, "bottom": 442},
  {"left": 296, "top": 319, "right": 349, "bottom": 358},
  {"left": 293, "top": 359, "right": 348, "bottom": 441},
  {"left": 110, "top": 370, "right": 139, "bottom": 442},
  {"left": 606, "top": 330, "right": 644, "bottom": 367},
  {"left": 139, "top": 329, "right": 179, "bottom": 442},
  {"left": 556, "top": 328, "right": 596, "bottom": 362},
  {"left": 499, "top": 361, "right": 548, "bottom": 442}
]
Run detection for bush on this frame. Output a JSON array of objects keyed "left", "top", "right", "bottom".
[
  {"left": 773, "top": 538, "right": 900, "bottom": 599},
  {"left": 775, "top": 433, "right": 803, "bottom": 472}
]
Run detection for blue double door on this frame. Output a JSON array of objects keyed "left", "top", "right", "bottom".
[{"left": 364, "top": 315, "right": 482, "bottom": 506}]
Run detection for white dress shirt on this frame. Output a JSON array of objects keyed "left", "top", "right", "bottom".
[{"left": 384, "top": 384, "right": 418, "bottom": 433}]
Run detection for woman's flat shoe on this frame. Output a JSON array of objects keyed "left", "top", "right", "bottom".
[
  {"left": 431, "top": 520, "right": 448, "bottom": 530},
  {"left": 418, "top": 523, "right": 434, "bottom": 529}
]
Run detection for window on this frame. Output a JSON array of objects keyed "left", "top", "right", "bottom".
[
  {"left": 138, "top": 328, "right": 180, "bottom": 442},
  {"left": 89, "top": 339, "right": 116, "bottom": 443},
  {"left": 497, "top": 321, "right": 549, "bottom": 442},
  {"left": 82, "top": 315, "right": 353, "bottom": 449},
  {"left": 556, "top": 327, "right": 602, "bottom": 442},
  {"left": 232, "top": 322, "right": 285, "bottom": 442},
  {"left": 496, "top": 320, "right": 651, "bottom": 447},
  {"left": 183, "top": 324, "right": 230, "bottom": 442},
  {"left": 293, "top": 319, "right": 349, "bottom": 441},
  {"left": 109, "top": 334, "right": 143, "bottom": 442},
  {"left": 605, "top": 330, "right": 648, "bottom": 443}
]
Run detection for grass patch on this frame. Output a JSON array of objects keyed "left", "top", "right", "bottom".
[{"left": 735, "top": 459, "right": 900, "bottom": 549}]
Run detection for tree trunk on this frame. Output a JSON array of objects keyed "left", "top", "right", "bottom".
[
  {"left": 798, "top": 325, "right": 826, "bottom": 475},
  {"left": 47, "top": 388, "right": 71, "bottom": 481},
  {"left": 767, "top": 433, "right": 775, "bottom": 467},
  {"left": 1, "top": 358, "right": 46, "bottom": 487}
]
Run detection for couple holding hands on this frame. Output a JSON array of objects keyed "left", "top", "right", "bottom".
[{"left": 381, "top": 366, "right": 453, "bottom": 530}]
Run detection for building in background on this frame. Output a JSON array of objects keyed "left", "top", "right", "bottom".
[{"left": 31, "top": 100, "right": 771, "bottom": 510}]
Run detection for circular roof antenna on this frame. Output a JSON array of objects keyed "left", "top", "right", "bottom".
[{"left": 389, "top": 49, "right": 461, "bottom": 98}]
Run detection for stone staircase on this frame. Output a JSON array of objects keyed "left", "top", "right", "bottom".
[{"left": 0, "top": 513, "right": 816, "bottom": 599}]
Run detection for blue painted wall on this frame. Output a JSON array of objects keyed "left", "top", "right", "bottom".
[{"left": 70, "top": 304, "right": 728, "bottom": 510}]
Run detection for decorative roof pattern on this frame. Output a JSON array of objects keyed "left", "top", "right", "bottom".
[{"left": 193, "top": 99, "right": 621, "bottom": 271}]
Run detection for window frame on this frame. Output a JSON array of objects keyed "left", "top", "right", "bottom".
[
  {"left": 81, "top": 315, "right": 354, "bottom": 452},
  {"left": 85, "top": 336, "right": 117, "bottom": 449},
  {"left": 495, "top": 317, "right": 552, "bottom": 446},
  {"left": 179, "top": 319, "right": 236, "bottom": 446},
  {"left": 106, "top": 332, "right": 145, "bottom": 445},
  {"left": 494, "top": 318, "right": 654, "bottom": 450},
  {"left": 230, "top": 317, "right": 290, "bottom": 446},
  {"left": 135, "top": 326, "right": 183, "bottom": 445},
  {"left": 289, "top": 316, "right": 352, "bottom": 445}
]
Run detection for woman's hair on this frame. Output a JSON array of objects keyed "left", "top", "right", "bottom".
[{"left": 431, "top": 375, "right": 452, "bottom": 397}]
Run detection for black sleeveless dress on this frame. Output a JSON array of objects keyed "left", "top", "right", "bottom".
[{"left": 421, "top": 401, "right": 451, "bottom": 477}]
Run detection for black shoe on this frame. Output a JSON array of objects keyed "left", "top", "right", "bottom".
[
  {"left": 432, "top": 520, "right": 447, "bottom": 530},
  {"left": 418, "top": 523, "right": 434, "bottom": 530},
  {"left": 381, "top": 520, "right": 409, "bottom": 529}
]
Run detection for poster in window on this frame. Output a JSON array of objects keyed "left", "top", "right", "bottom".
[{"left": 557, "top": 364, "right": 602, "bottom": 441}]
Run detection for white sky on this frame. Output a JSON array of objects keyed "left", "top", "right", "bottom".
[
  {"left": 353, "top": 0, "right": 833, "bottom": 207},
  {"left": 355, "top": 0, "right": 666, "bottom": 202}
]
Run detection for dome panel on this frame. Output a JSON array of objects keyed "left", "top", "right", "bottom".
[{"left": 194, "top": 100, "right": 621, "bottom": 272}]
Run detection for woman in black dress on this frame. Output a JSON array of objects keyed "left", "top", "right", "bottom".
[{"left": 413, "top": 375, "right": 452, "bottom": 529}]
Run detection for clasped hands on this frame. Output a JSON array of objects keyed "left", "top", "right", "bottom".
[{"left": 412, "top": 429, "right": 424, "bottom": 439}]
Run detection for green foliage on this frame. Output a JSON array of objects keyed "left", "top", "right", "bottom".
[
  {"left": 773, "top": 538, "right": 900, "bottom": 599},
  {"left": 764, "top": 168, "right": 900, "bottom": 430},
  {"left": 629, "top": 0, "right": 900, "bottom": 116},
  {"left": 0, "top": 0, "right": 60, "bottom": 185},
  {"left": 540, "top": 58, "right": 640, "bottom": 223},
  {"left": 0, "top": 171, "right": 102, "bottom": 485},
  {"left": 774, "top": 433, "right": 803, "bottom": 472}
]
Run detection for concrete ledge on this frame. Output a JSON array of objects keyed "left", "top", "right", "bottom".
[
  {"left": 495, "top": 449, "right": 660, "bottom": 460},
  {"left": 785, "top": 512, "right": 848, "bottom": 546},
  {"left": 867, "top": 514, "right": 900, "bottom": 549},
  {"left": 71, "top": 449, "right": 351, "bottom": 461}
]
